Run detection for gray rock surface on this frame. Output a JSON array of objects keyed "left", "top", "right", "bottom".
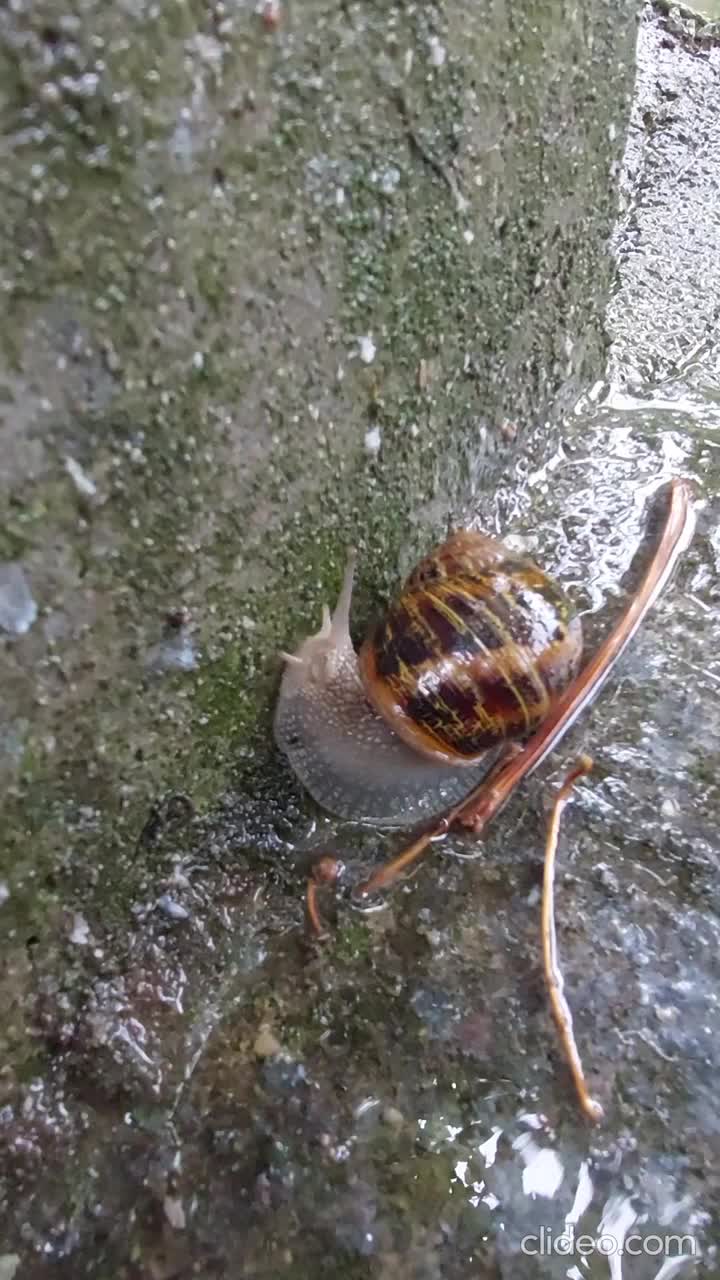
[{"left": 7, "top": 3, "right": 720, "bottom": 1278}]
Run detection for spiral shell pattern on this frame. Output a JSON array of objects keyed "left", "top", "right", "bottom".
[{"left": 358, "top": 530, "right": 583, "bottom": 763}]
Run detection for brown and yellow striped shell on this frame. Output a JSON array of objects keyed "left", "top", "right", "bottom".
[{"left": 358, "top": 530, "right": 583, "bottom": 765}]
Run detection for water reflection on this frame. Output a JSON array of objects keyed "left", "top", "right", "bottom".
[{"left": 440, "top": 1108, "right": 702, "bottom": 1278}]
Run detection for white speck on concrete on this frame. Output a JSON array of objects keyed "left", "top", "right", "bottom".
[
  {"left": 378, "top": 166, "right": 401, "bottom": 195},
  {"left": 64, "top": 456, "right": 97, "bottom": 498},
  {"left": 69, "top": 913, "right": 91, "bottom": 946},
  {"left": 428, "top": 37, "right": 447, "bottom": 68},
  {"left": 364, "top": 426, "right": 382, "bottom": 455},
  {"left": 0, "top": 564, "right": 37, "bottom": 636},
  {"left": 358, "top": 335, "right": 376, "bottom": 364}
]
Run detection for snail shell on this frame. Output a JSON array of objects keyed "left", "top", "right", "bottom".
[{"left": 274, "top": 531, "right": 582, "bottom": 826}]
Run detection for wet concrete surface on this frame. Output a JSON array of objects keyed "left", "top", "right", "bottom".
[{"left": 2, "top": 2, "right": 720, "bottom": 1278}]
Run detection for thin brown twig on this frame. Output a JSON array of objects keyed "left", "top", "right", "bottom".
[
  {"left": 306, "top": 855, "right": 343, "bottom": 938},
  {"left": 541, "top": 755, "right": 604, "bottom": 1124},
  {"left": 306, "top": 879, "right": 324, "bottom": 938}
]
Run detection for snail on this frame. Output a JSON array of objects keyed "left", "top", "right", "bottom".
[
  {"left": 274, "top": 529, "right": 584, "bottom": 826},
  {"left": 274, "top": 480, "right": 696, "bottom": 1124}
]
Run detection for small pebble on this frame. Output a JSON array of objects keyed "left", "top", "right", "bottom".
[
  {"left": 69, "top": 913, "right": 91, "bottom": 945},
  {"left": 163, "top": 1195, "right": 186, "bottom": 1230},
  {"left": 593, "top": 862, "right": 620, "bottom": 896},
  {"left": 145, "top": 622, "right": 197, "bottom": 674},
  {"left": 156, "top": 894, "right": 190, "bottom": 921},
  {"left": 253, "top": 1026, "right": 283, "bottom": 1058},
  {"left": 382, "top": 1105, "right": 405, "bottom": 1130}
]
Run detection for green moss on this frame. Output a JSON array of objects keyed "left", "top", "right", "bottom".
[
  {"left": 333, "top": 918, "right": 374, "bottom": 964},
  {"left": 388, "top": 1149, "right": 457, "bottom": 1219}
]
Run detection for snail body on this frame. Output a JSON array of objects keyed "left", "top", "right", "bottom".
[{"left": 274, "top": 531, "right": 582, "bottom": 826}]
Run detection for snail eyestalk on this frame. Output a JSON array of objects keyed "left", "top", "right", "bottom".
[{"left": 541, "top": 755, "right": 604, "bottom": 1124}]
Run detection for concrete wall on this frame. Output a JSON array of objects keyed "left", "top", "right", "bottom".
[{"left": 0, "top": 2, "right": 639, "bottom": 1266}]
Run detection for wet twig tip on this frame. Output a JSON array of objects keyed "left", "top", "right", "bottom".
[
  {"left": 306, "top": 856, "right": 344, "bottom": 938},
  {"left": 542, "top": 756, "right": 604, "bottom": 1125}
]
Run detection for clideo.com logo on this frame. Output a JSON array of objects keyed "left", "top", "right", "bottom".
[{"left": 520, "top": 1226, "right": 699, "bottom": 1259}]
